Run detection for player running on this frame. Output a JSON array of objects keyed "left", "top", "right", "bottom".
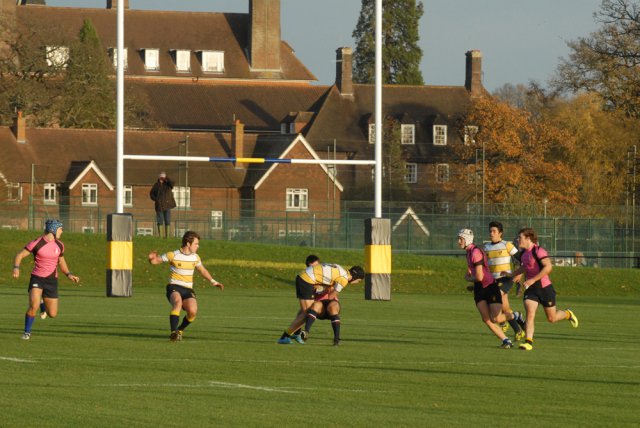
[
  {"left": 12, "top": 219, "right": 80, "bottom": 340},
  {"left": 510, "top": 227, "right": 579, "bottom": 351},
  {"left": 277, "top": 254, "right": 321, "bottom": 344},
  {"left": 458, "top": 228, "right": 518, "bottom": 349},
  {"left": 300, "top": 263, "right": 365, "bottom": 346},
  {"left": 148, "top": 230, "right": 223, "bottom": 342},
  {"left": 483, "top": 221, "right": 526, "bottom": 340}
]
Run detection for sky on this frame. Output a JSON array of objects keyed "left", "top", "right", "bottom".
[{"left": 45, "top": 0, "right": 605, "bottom": 92}]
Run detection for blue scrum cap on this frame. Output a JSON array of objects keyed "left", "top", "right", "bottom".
[{"left": 45, "top": 219, "right": 63, "bottom": 234}]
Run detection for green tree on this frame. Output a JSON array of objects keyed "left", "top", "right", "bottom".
[
  {"left": 352, "top": 0, "right": 424, "bottom": 85},
  {"left": 382, "top": 118, "right": 410, "bottom": 200},
  {"left": 552, "top": 0, "right": 640, "bottom": 117},
  {"left": 58, "top": 19, "right": 115, "bottom": 128}
]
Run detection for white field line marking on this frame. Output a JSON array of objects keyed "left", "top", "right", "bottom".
[
  {"left": 0, "top": 356, "right": 36, "bottom": 363},
  {"left": 97, "top": 381, "right": 295, "bottom": 393}
]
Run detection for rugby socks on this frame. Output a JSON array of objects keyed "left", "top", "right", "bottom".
[
  {"left": 178, "top": 316, "right": 195, "bottom": 332},
  {"left": 525, "top": 338, "right": 533, "bottom": 345},
  {"left": 170, "top": 311, "right": 180, "bottom": 332},
  {"left": 329, "top": 315, "right": 341, "bottom": 340},
  {"left": 507, "top": 311, "right": 522, "bottom": 333},
  {"left": 279, "top": 331, "right": 290, "bottom": 339},
  {"left": 24, "top": 314, "right": 35, "bottom": 334},
  {"left": 39, "top": 301, "right": 46, "bottom": 315},
  {"left": 305, "top": 309, "right": 318, "bottom": 332},
  {"left": 565, "top": 311, "right": 571, "bottom": 320}
]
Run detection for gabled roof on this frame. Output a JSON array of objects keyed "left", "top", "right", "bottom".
[
  {"left": 392, "top": 207, "right": 430, "bottom": 237},
  {"left": 14, "top": 5, "right": 316, "bottom": 82},
  {"left": 68, "top": 160, "right": 114, "bottom": 190},
  {"left": 305, "top": 84, "right": 473, "bottom": 157},
  {"left": 0, "top": 127, "right": 255, "bottom": 188},
  {"left": 242, "top": 134, "right": 343, "bottom": 191}
]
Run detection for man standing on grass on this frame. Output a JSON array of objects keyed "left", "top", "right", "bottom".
[
  {"left": 148, "top": 230, "right": 224, "bottom": 342},
  {"left": 458, "top": 228, "right": 519, "bottom": 349},
  {"left": 510, "top": 227, "right": 579, "bottom": 351},
  {"left": 483, "top": 221, "right": 526, "bottom": 341}
]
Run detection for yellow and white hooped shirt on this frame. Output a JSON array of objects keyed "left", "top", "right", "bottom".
[{"left": 161, "top": 250, "right": 202, "bottom": 289}]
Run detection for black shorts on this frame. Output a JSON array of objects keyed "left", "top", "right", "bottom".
[
  {"left": 473, "top": 281, "right": 502, "bottom": 305},
  {"left": 315, "top": 299, "right": 340, "bottom": 320},
  {"left": 295, "top": 275, "right": 315, "bottom": 300},
  {"left": 28, "top": 275, "right": 59, "bottom": 299},
  {"left": 523, "top": 282, "right": 556, "bottom": 307},
  {"left": 166, "top": 284, "right": 196, "bottom": 302},
  {"left": 496, "top": 276, "right": 515, "bottom": 293}
]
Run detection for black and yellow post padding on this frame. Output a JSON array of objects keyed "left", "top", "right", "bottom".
[
  {"left": 364, "top": 218, "right": 391, "bottom": 300},
  {"left": 106, "top": 213, "right": 133, "bottom": 297}
]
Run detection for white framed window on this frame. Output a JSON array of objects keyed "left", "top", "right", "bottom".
[
  {"left": 211, "top": 210, "right": 223, "bottom": 230},
  {"left": 436, "top": 164, "right": 450, "bottom": 183},
  {"left": 200, "top": 51, "right": 224, "bottom": 73},
  {"left": 143, "top": 48, "right": 160, "bottom": 71},
  {"left": 405, "top": 163, "right": 417, "bottom": 183},
  {"left": 401, "top": 124, "right": 415, "bottom": 145},
  {"left": 289, "top": 123, "right": 296, "bottom": 134},
  {"left": 173, "top": 186, "right": 191, "bottom": 208},
  {"left": 123, "top": 185, "right": 133, "bottom": 207},
  {"left": 280, "top": 123, "right": 287, "bottom": 134},
  {"left": 286, "top": 188, "right": 308, "bottom": 211},
  {"left": 44, "top": 183, "right": 57, "bottom": 204},
  {"left": 433, "top": 125, "right": 447, "bottom": 146},
  {"left": 368, "top": 123, "right": 375, "bottom": 145},
  {"left": 6, "top": 183, "right": 22, "bottom": 202},
  {"left": 45, "top": 46, "right": 69, "bottom": 68},
  {"left": 110, "top": 47, "right": 128, "bottom": 70},
  {"left": 82, "top": 226, "right": 95, "bottom": 234},
  {"left": 464, "top": 125, "right": 478, "bottom": 145},
  {"left": 81, "top": 183, "right": 98, "bottom": 205},
  {"left": 174, "top": 49, "right": 191, "bottom": 72}
]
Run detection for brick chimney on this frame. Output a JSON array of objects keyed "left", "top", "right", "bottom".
[
  {"left": 12, "top": 111, "right": 26, "bottom": 144},
  {"left": 336, "top": 47, "right": 353, "bottom": 98},
  {"left": 232, "top": 119, "right": 246, "bottom": 169},
  {"left": 106, "top": 0, "right": 129, "bottom": 9},
  {"left": 465, "top": 50, "right": 483, "bottom": 98},
  {"left": 249, "top": 0, "right": 281, "bottom": 73}
]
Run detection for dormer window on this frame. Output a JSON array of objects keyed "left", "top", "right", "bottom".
[
  {"left": 45, "top": 46, "right": 69, "bottom": 68},
  {"left": 200, "top": 51, "right": 224, "bottom": 73},
  {"left": 401, "top": 124, "right": 415, "bottom": 145},
  {"left": 110, "top": 47, "right": 128, "bottom": 70},
  {"left": 143, "top": 48, "right": 160, "bottom": 71},
  {"left": 464, "top": 125, "right": 478, "bottom": 145},
  {"left": 433, "top": 125, "right": 447, "bottom": 146},
  {"left": 172, "top": 49, "right": 191, "bottom": 72}
]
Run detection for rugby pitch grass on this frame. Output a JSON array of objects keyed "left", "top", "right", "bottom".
[{"left": 0, "top": 286, "right": 638, "bottom": 427}]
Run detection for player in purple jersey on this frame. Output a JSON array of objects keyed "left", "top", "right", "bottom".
[{"left": 12, "top": 219, "right": 80, "bottom": 340}]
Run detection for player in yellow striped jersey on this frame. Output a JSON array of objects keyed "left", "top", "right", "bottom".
[
  {"left": 301, "top": 263, "right": 365, "bottom": 346},
  {"left": 148, "top": 231, "right": 224, "bottom": 341},
  {"left": 483, "top": 221, "right": 526, "bottom": 340},
  {"left": 277, "top": 255, "right": 321, "bottom": 344}
]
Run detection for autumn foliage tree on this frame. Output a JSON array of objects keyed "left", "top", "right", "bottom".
[{"left": 457, "top": 96, "right": 580, "bottom": 215}]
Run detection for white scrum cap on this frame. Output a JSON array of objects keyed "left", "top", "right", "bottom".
[{"left": 458, "top": 228, "right": 474, "bottom": 247}]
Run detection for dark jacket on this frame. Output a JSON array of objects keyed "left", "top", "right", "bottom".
[{"left": 150, "top": 178, "right": 177, "bottom": 211}]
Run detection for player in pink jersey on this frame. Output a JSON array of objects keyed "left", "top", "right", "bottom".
[
  {"left": 510, "top": 227, "right": 579, "bottom": 351},
  {"left": 458, "top": 228, "right": 516, "bottom": 349},
  {"left": 12, "top": 219, "right": 80, "bottom": 340}
]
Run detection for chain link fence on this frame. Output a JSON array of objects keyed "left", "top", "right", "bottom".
[{"left": 2, "top": 198, "right": 638, "bottom": 268}]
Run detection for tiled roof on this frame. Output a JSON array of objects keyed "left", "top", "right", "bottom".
[
  {"left": 0, "top": 127, "right": 260, "bottom": 188},
  {"left": 305, "top": 84, "right": 473, "bottom": 160},
  {"left": 134, "top": 80, "right": 330, "bottom": 131},
  {"left": 15, "top": 5, "right": 316, "bottom": 81}
]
